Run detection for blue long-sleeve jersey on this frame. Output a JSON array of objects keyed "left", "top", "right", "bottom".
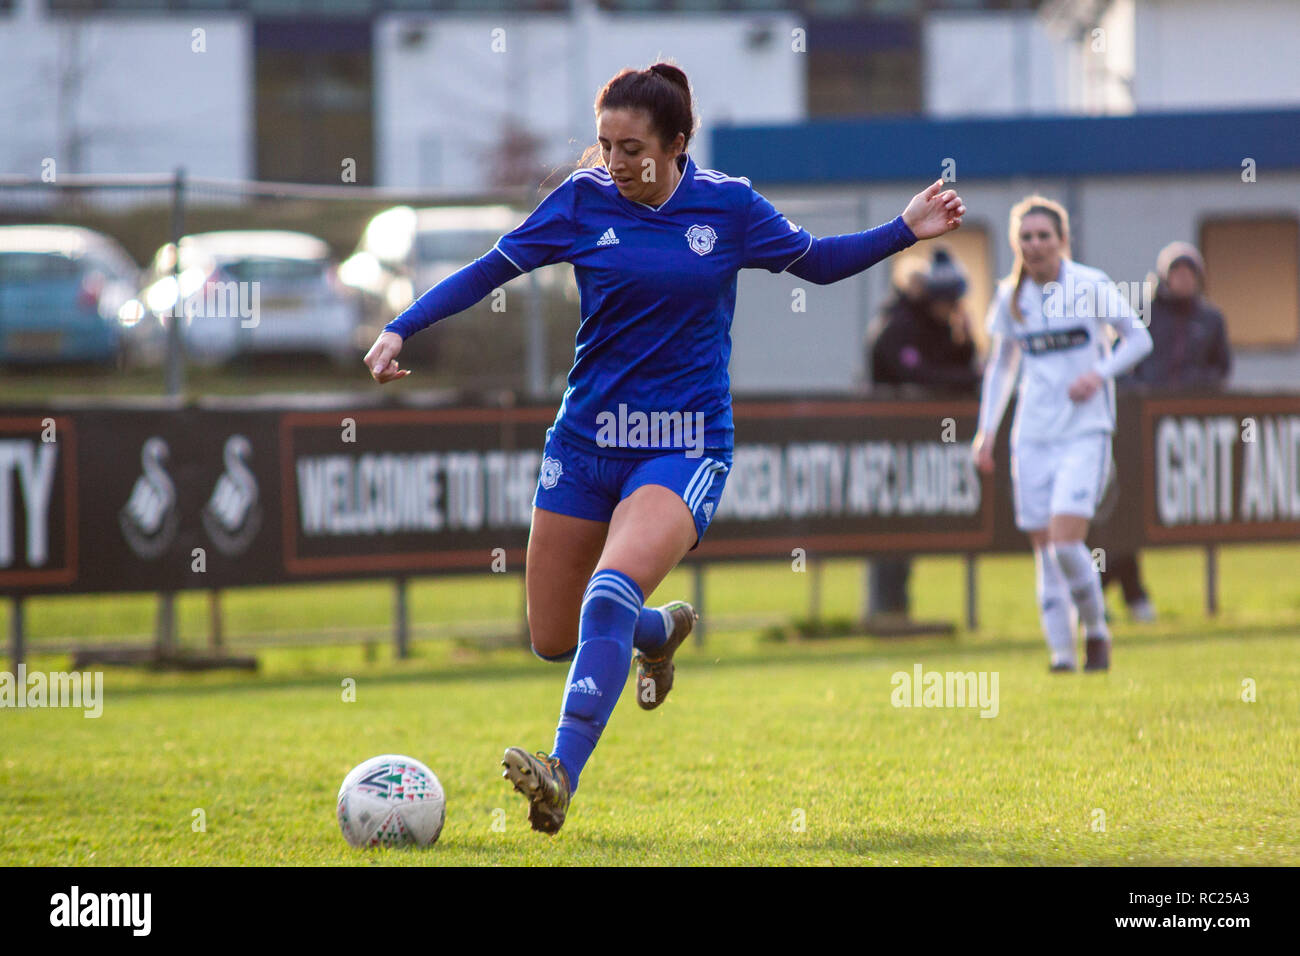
[{"left": 385, "top": 152, "right": 917, "bottom": 455}]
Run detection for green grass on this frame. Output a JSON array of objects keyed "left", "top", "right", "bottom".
[{"left": 2, "top": 546, "right": 1298, "bottom": 866}]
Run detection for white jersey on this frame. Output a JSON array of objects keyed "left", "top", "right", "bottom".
[{"left": 980, "top": 257, "right": 1153, "bottom": 445}]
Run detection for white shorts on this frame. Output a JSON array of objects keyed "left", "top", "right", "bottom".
[{"left": 1011, "top": 433, "right": 1113, "bottom": 531}]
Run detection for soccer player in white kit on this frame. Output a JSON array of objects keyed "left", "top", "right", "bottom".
[{"left": 971, "top": 196, "right": 1152, "bottom": 672}]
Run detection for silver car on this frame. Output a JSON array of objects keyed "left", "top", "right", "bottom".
[
  {"left": 139, "top": 230, "right": 361, "bottom": 367},
  {"left": 340, "top": 204, "right": 577, "bottom": 367}
]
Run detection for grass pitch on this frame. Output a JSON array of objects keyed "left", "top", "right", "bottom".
[{"left": 2, "top": 546, "right": 1297, "bottom": 866}]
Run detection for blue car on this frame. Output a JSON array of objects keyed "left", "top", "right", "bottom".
[{"left": 0, "top": 225, "right": 142, "bottom": 366}]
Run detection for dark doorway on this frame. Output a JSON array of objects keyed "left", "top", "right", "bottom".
[{"left": 254, "top": 19, "right": 374, "bottom": 185}]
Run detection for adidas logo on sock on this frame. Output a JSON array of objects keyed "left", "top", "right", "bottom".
[
  {"left": 596, "top": 228, "right": 619, "bottom": 246},
  {"left": 568, "top": 676, "right": 601, "bottom": 696}
]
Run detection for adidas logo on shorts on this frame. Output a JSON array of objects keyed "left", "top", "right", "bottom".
[
  {"left": 596, "top": 228, "right": 619, "bottom": 246},
  {"left": 568, "top": 676, "right": 601, "bottom": 696}
]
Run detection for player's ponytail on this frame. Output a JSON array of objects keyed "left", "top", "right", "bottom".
[
  {"left": 1005, "top": 195, "right": 1072, "bottom": 322},
  {"left": 577, "top": 61, "right": 699, "bottom": 169}
]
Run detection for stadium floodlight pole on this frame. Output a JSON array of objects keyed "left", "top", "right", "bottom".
[{"left": 165, "top": 166, "right": 186, "bottom": 398}]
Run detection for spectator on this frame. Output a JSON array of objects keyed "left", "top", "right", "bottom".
[
  {"left": 866, "top": 247, "right": 980, "bottom": 617},
  {"left": 1131, "top": 242, "right": 1231, "bottom": 389},
  {"left": 870, "top": 247, "right": 982, "bottom": 395},
  {"left": 1103, "top": 241, "right": 1232, "bottom": 621}
]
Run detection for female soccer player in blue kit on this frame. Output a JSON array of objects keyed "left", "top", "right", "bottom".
[{"left": 365, "top": 62, "right": 965, "bottom": 834}]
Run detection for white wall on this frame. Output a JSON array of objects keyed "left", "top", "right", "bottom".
[
  {"left": 1133, "top": 0, "right": 1300, "bottom": 110},
  {"left": 375, "top": 10, "right": 805, "bottom": 190},
  {"left": 926, "top": 0, "right": 1300, "bottom": 117},
  {"left": 923, "top": 11, "right": 1069, "bottom": 117},
  {"left": 0, "top": 0, "right": 251, "bottom": 178},
  {"left": 728, "top": 172, "right": 1300, "bottom": 394}
]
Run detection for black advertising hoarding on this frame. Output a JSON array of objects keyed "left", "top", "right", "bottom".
[
  {"left": 2, "top": 391, "right": 1291, "bottom": 597},
  {"left": 698, "top": 398, "right": 994, "bottom": 560},
  {"left": 1137, "top": 393, "right": 1300, "bottom": 544},
  {"left": 279, "top": 405, "right": 550, "bottom": 578},
  {"left": 1, "top": 404, "right": 286, "bottom": 595},
  {"left": 0, "top": 412, "right": 78, "bottom": 591}
]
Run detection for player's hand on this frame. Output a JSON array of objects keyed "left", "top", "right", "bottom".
[
  {"left": 1068, "top": 370, "right": 1104, "bottom": 402},
  {"left": 902, "top": 180, "right": 965, "bottom": 240},
  {"left": 365, "top": 331, "right": 411, "bottom": 384},
  {"left": 971, "top": 433, "right": 994, "bottom": 475}
]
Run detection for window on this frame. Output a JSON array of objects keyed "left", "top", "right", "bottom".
[{"left": 1199, "top": 217, "right": 1300, "bottom": 349}]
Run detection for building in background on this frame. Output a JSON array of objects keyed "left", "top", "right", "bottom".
[
  {"left": 0, "top": 0, "right": 806, "bottom": 187},
  {"left": 2, "top": 0, "right": 1298, "bottom": 390}
]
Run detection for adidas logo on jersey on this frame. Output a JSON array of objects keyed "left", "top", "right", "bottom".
[
  {"left": 596, "top": 228, "right": 619, "bottom": 246},
  {"left": 568, "top": 676, "right": 601, "bottom": 696}
]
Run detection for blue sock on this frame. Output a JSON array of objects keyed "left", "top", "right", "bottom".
[
  {"left": 552, "top": 569, "right": 642, "bottom": 793},
  {"left": 632, "top": 605, "right": 670, "bottom": 654}
]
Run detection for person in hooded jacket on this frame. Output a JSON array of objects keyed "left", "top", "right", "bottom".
[
  {"left": 1103, "top": 241, "right": 1232, "bottom": 621},
  {"left": 865, "top": 247, "right": 980, "bottom": 617}
]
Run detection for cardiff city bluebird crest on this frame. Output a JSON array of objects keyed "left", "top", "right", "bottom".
[
  {"left": 539, "top": 456, "right": 563, "bottom": 489},
  {"left": 685, "top": 224, "right": 718, "bottom": 256}
]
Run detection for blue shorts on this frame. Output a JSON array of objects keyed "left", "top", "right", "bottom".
[{"left": 532, "top": 428, "right": 731, "bottom": 549}]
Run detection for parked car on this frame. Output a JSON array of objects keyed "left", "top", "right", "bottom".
[
  {"left": 0, "top": 224, "right": 142, "bottom": 366},
  {"left": 339, "top": 204, "right": 577, "bottom": 367},
  {"left": 138, "top": 230, "right": 361, "bottom": 367}
]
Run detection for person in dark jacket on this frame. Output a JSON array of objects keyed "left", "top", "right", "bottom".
[
  {"left": 1130, "top": 242, "right": 1231, "bottom": 389},
  {"left": 1103, "top": 241, "right": 1232, "bottom": 621},
  {"left": 870, "top": 248, "right": 982, "bottom": 394},
  {"left": 866, "top": 247, "right": 980, "bottom": 616}
]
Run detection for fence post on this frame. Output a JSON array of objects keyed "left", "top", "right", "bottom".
[
  {"left": 1205, "top": 544, "right": 1218, "bottom": 617},
  {"left": 9, "top": 596, "right": 24, "bottom": 672},
  {"left": 520, "top": 570, "right": 531, "bottom": 648},
  {"left": 165, "top": 166, "right": 186, "bottom": 398},
  {"left": 809, "top": 556, "right": 822, "bottom": 626},
  {"left": 965, "top": 553, "right": 979, "bottom": 630},
  {"left": 525, "top": 270, "right": 545, "bottom": 399},
  {"left": 156, "top": 591, "right": 177, "bottom": 657},
  {"left": 692, "top": 562, "right": 706, "bottom": 646},
  {"left": 209, "top": 589, "right": 223, "bottom": 650},
  {"left": 394, "top": 576, "right": 410, "bottom": 659}
]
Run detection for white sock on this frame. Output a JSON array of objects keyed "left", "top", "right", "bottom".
[
  {"left": 657, "top": 605, "right": 674, "bottom": 640},
  {"left": 1051, "top": 540, "right": 1109, "bottom": 640},
  {"left": 1035, "top": 547, "right": 1076, "bottom": 666}
]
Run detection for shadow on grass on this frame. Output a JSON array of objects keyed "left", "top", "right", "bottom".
[
  {"left": 444, "top": 826, "right": 1027, "bottom": 864},
  {"left": 25, "top": 618, "right": 1297, "bottom": 703}
]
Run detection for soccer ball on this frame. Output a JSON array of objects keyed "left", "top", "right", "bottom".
[{"left": 336, "top": 754, "right": 446, "bottom": 848}]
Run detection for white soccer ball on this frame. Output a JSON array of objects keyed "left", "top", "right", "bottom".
[{"left": 336, "top": 754, "right": 446, "bottom": 849}]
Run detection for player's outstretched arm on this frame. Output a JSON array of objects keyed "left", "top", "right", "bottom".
[
  {"left": 781, "top": 180, "right": 965, "bottom": 286},
  {"left": 363, "top": 247, "right": 523, "bottom": 385},
  {"left": 901, "top": 179, "right": 966, "bottom": 240},
  {"left": 1067, "top": 277, "right": 1155, "bottom": 401},
  {"left": 972, "top": 333, "right": 1020, "bottom": 474},
  {"left": 365, "top": 331, "right": 409, "bottom": 384}
]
